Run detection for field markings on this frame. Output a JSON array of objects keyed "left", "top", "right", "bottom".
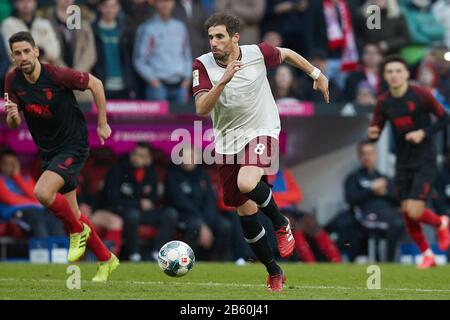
[{"left": 1, "top": 278, "right": 450, "bottom": 294}]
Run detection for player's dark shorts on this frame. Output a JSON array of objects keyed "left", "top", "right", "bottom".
[
  {"left": 217, "top": 136, "right": 279, "bottom": 208},
  {"left": 40, "top": 144, "right": 89, "bottom": 194},
  {"left": 394, "top": 164, "right": 436, "bottom": 201}
]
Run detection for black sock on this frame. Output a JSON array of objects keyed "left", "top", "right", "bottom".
[
  {"left": 244, "top": 181, "right": 287, "bottom": 229},
  {"left": 239, "top": 214, "right": 281, "bottom": 275}
]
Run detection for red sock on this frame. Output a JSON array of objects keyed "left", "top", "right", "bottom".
[
  {"left": 79, "top": 215, "right": 112, "bottom": 262},
  {"left": 104, "top": 230, "right": 122, "bottom": 256},
  {"left": 417, "top": 208, "right": 442, "bottom": 228},
  {"left": 314, "top": 230, "right": 341, "bottom": 263},
  {"left": 293, "top": 231, "right": 316, "bottom": 263},
  {"left": 48, "top": 193, "right": 83, "bottom": 234},
  {"left": 402, "top": 211, "right": 429, "bottom": 253}
]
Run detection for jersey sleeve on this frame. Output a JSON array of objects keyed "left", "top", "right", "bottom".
[
  {"left": 369, "top": 98, "right": 386, "bottom": 141},
  {"left": 192, "top": 59, "right": 212, "bottom": 97},
  {"left": 4, "top": 70, "right": 21, "bottom": 109},
  {"left": 257, "top": 42, "right": 282, "bottom": 69},
  {"left": 421, "top": 88, "right": 449, "bottom": 136},
  {"left": 45, "top": 64, "right": 90, "bottom": 91}
]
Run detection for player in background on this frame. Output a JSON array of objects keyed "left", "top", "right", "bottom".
[
  {"left": 192, "top": 14, "right": 329, "bottom": 292},
  {"left": 4, "top": 31, "right": 119, "bottom": 281},
  {"left": 368, "top": 56, "right": 450, "bottom": 268}
]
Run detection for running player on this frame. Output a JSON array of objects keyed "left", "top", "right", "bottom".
[
  {"left": 192, "top": 14, "right": 329, "bottom": 292},
  {"left": 4, "top": 31, "right": 119, "bottom": 281},
  {"left": 368, "top": 56, "right": 450, "bottom": 268}
]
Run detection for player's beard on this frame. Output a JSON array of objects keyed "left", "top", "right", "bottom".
[{"left": 20, "top": 61, "right": 35, "bottom": 75}]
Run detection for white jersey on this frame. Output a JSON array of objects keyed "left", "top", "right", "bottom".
[{"left": 192, "top": 42, "right": 282, "bottom": 155}]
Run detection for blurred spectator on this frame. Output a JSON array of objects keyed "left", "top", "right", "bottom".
[
  {"left": 122, "top": 0, "right": 155, "bottom": 35},
  {"left": 310, "top": 0, "right": 359, "bottom": 89},
  {"left": 93, "top": 0, "right": 137, "bottom": 99},
  {"left": 262, "top": 0, "right": 313, "bottom": 57},
  {"left": 133, "top": 0, "right": 192, "bottom": 102},
  {"left": 78, "top": 148, "right": 123, "bottom": 257},
  {"left": 215, "top": 0, "right": 266, "bottom": 45},
  {"left": 417, "top": 60, "right": 450, "bottom": 109},
  {"left": 0, "top": 149, "right": 64, "bottom": 238},
  {"left": 270, "top": 64, "right": 302, "bottom": 100},
  {"left": 344, "top": 42, "right": 387, "bottom": 101},
  {"left": 400, "top": 0, "right": 445, "bottom": 66},
  {"left": 434, "top": 149, "right": 450, "bottom": 215},
  {"left": 267, "top": 168, "right": 342, "bottom": 263},
  {"left": 103, "top": 142, "right": 179, "bottom": 262},
  {"left": 201, "top": 0, "right": 214, "bottom": 14},
  {"left": 40, "top": 0, "right": 97, "bottom": 72},
  {"left": 173, "top": 0, "right": 209, "bottom": 59},
  {"left": 262, "top": 30, "right": 283, "bottom": 48},
  {"left": 165, "top": 146, "right": 232, "bottom": 261},
  {"left": 354, "top": 80, "right": 377, "bottom": 107},
  {"left": 1, "top": 0, "right": 61, "bottom": 64},
  {"left": 354, "top": 0, "right": 410, "bottom": 55},
  {"left": 344, "top": 140, "right": 404, "bottom": 262},
  {"left": 0, "top": 34, "right": 9, "bottom": 95},
  {"left": 431, "top": 0, "right": 450, "bottom": 49},
  {"left": 0, "top": 0, "right": 13, "bottom": 24},
  {"left": 40, "top": 0, "right": 97, "bottom": 102},
  {"left": 298, "top": 50, "right": 344, "bottom": 102}
]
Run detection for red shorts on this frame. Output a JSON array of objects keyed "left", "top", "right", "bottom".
[{"left": 217, "top": 136, "right": 279, "bottom": 208}]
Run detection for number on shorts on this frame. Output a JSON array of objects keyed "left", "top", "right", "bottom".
[{"left": 254, "top": 143, "right": 265, "bottom": 155}]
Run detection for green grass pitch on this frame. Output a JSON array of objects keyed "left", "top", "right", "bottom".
[{"left": 1, "top": 262, "right": 450, "bottom": 300}]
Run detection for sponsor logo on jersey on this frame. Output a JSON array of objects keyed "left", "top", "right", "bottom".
[{"left": 24, "top": 104, "right": 53, "bottom": 118}]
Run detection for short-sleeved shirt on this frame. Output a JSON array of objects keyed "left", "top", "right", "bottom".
[
  {"left": 192, "top": 42, "right": 282, "bottom": 155},
  {"left": 4, "top": 64, "right": 90, "bottom": 154}
]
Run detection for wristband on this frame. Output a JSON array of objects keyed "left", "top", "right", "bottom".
[{"left": 309, "top": 67, "right": 321, "bottom": 80}]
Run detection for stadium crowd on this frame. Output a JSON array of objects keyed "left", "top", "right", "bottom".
[{"left": 1, "top": 0, "right": 450, "bottom": 263}]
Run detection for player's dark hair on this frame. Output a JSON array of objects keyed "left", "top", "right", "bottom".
[
  {"left": 205, "top": 13, "right": 240, "bottom": 37},
  {"left": 357, "top": 140, "right": 375, "bottom": 153},
  {"left": 381, "top": 55, "right": 409, "bottom": 73},
  {"left": 8, "top": 31, "right": 36, "bottom": 51}
]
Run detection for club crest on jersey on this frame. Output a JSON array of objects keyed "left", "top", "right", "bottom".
[
  {"left": 43, "top": 88, "right": 53, "bottom": 101},
  {"left": 193, "top": 69, "right": 199, "bottom": 87},
  {"left": 408, "top": 101, "right": 415, "bottom": 112}
]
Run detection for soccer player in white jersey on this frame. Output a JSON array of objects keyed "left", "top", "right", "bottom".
[{"left": 192, "top": 14, "right": 329, "bottom": 292}]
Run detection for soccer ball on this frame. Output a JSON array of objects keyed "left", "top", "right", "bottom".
[{"left": 157, "top": 240, "right": 195, "bottom": 277}]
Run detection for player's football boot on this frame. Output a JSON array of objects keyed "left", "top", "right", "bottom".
[
  {"left": 68, "top": 223, "right": 91, "bottom": 262},
  {"left": 267, "top": 273, "right": 286, "bottom": 292},
  {"left": 417, "top": 255, "right": 437, "bottom": 269},
  {"left": 275, "top": 220, "right": 295, "bottom": 258},
  {"left": 437, "top": 216, "right": 450, "bottom": 251},
  {"left": 92, "top": 253, "right": 120, "bottom": 282}
]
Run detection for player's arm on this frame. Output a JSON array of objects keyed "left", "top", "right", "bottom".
[
  {"left": 87, "top": 74, "right": 111, "bottom": 145},
  {"left": 368, "top": 99, "right": 386, "bottom": 142},
  {"left": 194, "top": 60, "right": 243, "bottom": 116},
  {"left": 278, "top": 47, "right": 329, "bottom": 103}
]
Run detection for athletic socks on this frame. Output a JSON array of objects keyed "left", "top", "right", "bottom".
[
  {"left": 244, "top": 181, "right": 288, "bottom": 229},
  {"left": 239, "top": 214, "right": 281, "bottom": 275},
  {"left": 417, "top": 208, "right": 442, "bottom": 228},
  {"left": 79, "top": 214, "right": 112, "bottom": 262},
  {"left": 402, "top": 211, "right": 430, "bottom": 253},
  {"left": 47, "top": 193, "right": 83, "bottom": 234}
]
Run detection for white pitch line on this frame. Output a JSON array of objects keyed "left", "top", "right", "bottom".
[{"left": 1, "top": 278, "right": 450, "bottom": 294}]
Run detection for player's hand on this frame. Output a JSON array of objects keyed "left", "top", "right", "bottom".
[
  {"left": 4, "top": 94, "right": 20, "bottom": 121},
  {"left": 97, "top": 122, "right": 112, "bottom": 145},
  {"left": 405, "top": 129, "right": 425, "bottom": 144},
  {"left": 368, "top": 126, "right": 380, "bottom": 140},
  {"left": 313, "top": 73, "right": 329, "bottom": 103},
  {"left": 198, "top": 223, "right": 214, "bottom": 249},
  {"left": 219, "top": 60, "right": 243, "bottom": 85}
]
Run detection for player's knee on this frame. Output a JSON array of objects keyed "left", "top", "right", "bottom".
[
  {"left": 405, "top": 205, "right": 421, "bottom": 220},
  {"left": 237, "top": 201, "right": 258, "bottom": 216},
  {"left": 237, "top": 176, "right": 258, "bottom": 194},
  {"left": 33, "top": 186, "right": 54, "bottom": 207}
]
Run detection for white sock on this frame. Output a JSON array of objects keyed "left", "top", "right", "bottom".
[
  {"left": 440, "top": 216, "right": 448, "bottom": 229},
  {"left": 423, "top": 249, "right": 434, "bottom": 257}
]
